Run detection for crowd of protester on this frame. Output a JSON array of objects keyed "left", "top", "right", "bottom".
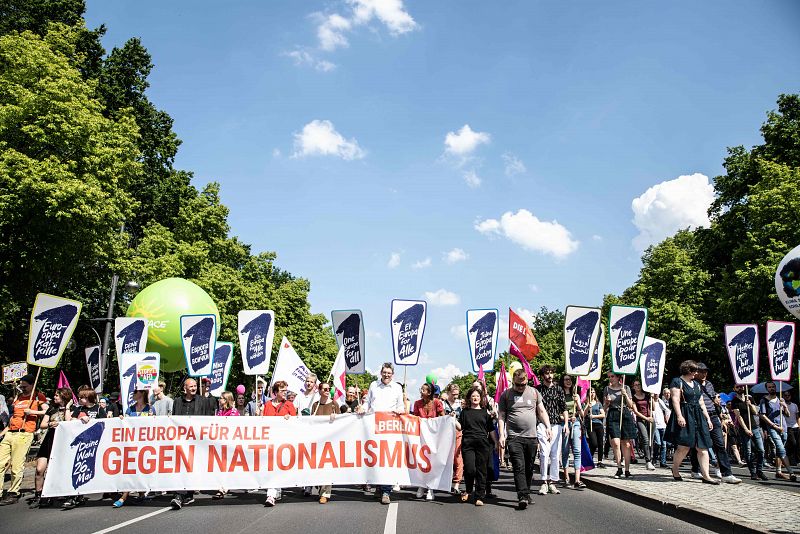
[{"left": 1, "top": 359, "right": 799, "bottom": 511}]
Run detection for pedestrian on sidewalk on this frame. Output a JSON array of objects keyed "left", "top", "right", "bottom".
[
  {"left": 666, "top": 360, "right": 719, "bottom": 484},
  {"left": 586, "top": 388, "right": 606, "bottom": 467},
  {"left": 413, "top": 382, "right": 444, "bottom": 501},
  {"left": 730, "top": 385, "right": 767, "bottom": 479},
  {"left": 653, "top": 387, "right": 670, "bottom": 467},
  {"left": 29, "top": 387, "right": 72, "bottom": 509},
  {"left": 459, "top": 386, "right": 498, "bottom": 507},
  {"left": 631, "top": 380, "right": 656, "bottom": 471},
  {"left": 560, "top": 375, "right": 586, "bottom": 488},
  {"left": 603, "top": 373, "right": 638, "bottom": 479},
  {"left": 759, "top": 382, "right": 797, "bottom": 481}
]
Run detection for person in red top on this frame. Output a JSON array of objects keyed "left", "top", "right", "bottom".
[
  {"left": 0, "top": 374, "right": 48, "bottom": 506},
  {"left": 263, "top": 380, "right": 296, "bottom": 506},
  {"left": 412, "top": 382, "right": 444, "bottom": 501}
]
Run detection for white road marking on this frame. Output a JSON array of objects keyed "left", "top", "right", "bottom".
[
  {"left": 383, "top": 502, "right": 398, "bottom": 534},
  {"left": 90, "top": 506, "right": 171, "bottom": 534}
]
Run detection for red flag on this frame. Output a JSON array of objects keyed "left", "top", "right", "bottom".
[
  {"left": 494, "top": 363, "right": 509, "bottom": 404},
  {"left": 508, "top": 308, "right": 540, "bottom": 361}
]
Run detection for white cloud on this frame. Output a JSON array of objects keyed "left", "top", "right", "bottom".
[
  {"left": 412, "top": 257, "right": 432, "bottom": 270},
  {"left": 463, "top": 170, "right": 482, "bottom": 188},
  {"left": 592, "top": 234, "right": 603, "bottom": 242},
  {"left": 366, "top": 329, "right": 383, "bottom": 340},
  {"left": 475, "top": 209, "right": 579, "bottom": 259},
  {"left": 350, "top": 0, "right": 419, "bottom": 35},
  {"left": 428, "top": 364, "right": 466, "bottom": 386},
  {"left": 444, "top": 248, "right": 468, "bottom": 264},
  {"left": 424, "top": 289, "right": 460, "bottom": 306},
  {"left": 631, "top": 173, "right": 714, "bottom": 250},
  {"left": 272, "top": 148, "right": 281, "bottom": 158},
  {"left": 444, "top": 124, "right": 491, "bottom": 157},
  {"left": 515, "top": 307, "right": 537, "bottom": 324},
  {"left": 502, "top": 152, "right": 526, "bottom": 177},
  {"left": 387, "top": 252, "right": 401, "bottom": 268},
  {"left": 450, "top": 324, "right": 466, "bottom": 341},
  {"left": 292, "top": 120, "right": 365, "bottom": 160},
  {"left": 315, "top": 60, "right": 337, "bottom": 72},
  {"left": 317, "top": 13, "right": 352, "bottom": 51},
  {"left": 418, "top": 352, "right": 432, "bottom": 365},
  {"left": 284, "top": 49, "right": 337, "bottom": 72}
]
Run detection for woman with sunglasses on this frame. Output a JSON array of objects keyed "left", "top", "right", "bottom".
[
  {"left": 30, "top": 387, "right": 72, "bottom": 509},
  {"left": 311, "top": 382, "right": 338, "bottom": 503},
  {"left": 665, "top": 360, "right": 718, "bottom": 484},
  {"left": 412, "top": 382, "right": 444, "bottom": 500}
]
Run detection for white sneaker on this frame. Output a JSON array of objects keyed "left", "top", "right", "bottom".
[
  {"left": 393, "top": 484, "right": 401, "bottom": 492},
  {"left": 451, "top": 483, "right": 460, "bottom": 494},
  {"left": 538, "top": 483, "right": 548, "bottom": 495},
  {"left": 415, "top": 487, "right": 425, "bottom": 499},
  {"left": 548, "top": 483, "right": 560, "bottom": 495},
  {"left": 714, "top": 468, "right": 722, "bottom": 479},
  {"left": 690, "top": 472, "right": 703, "bottom": 480},
  {"left": 646, "top": 462, "right": 655, "bottom": 471},
  {"left": 425, "top": 489, "right": 434, "bottom": 501},
  {"left": 722, "top": 475, "right": 742, "bottom": 484}
]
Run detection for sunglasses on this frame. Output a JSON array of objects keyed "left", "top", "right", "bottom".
[{"left": 320, "top": 388, "right": 330, "bottom": 392}]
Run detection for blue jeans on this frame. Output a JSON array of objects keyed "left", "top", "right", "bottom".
[
  {"left": 654, "top": 428, "right": 667, "bottom": 464},
  {"left": 765, "top": 426, "right": 788, "bottom": 459},
  {"left": 561, "top": 420, "right": 581, "bottom": 472},
  {"left": 380, "top": 485, "right": 392, "bottom": 497},
  {"left": 741, "top": 428, "right": 765, "bottom": 475}
]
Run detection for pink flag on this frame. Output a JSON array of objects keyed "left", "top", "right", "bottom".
[
  {"left": 494, "top": 363, "right": 509, "bottom": 404},
  {"left": 510, "top": 346, "right": 539, "bottom": 384},
  {"left": 330, "top": 346, "right": 347, "bottom": 401},
  {"left": 477, "top": 365, "right": 485, "bottom": 387},
  {"left": 577, "top": 377, "right": 591, "bottom": 403},
  {"left": 57, "top": 370, "right": 78, "bottom": 404}
]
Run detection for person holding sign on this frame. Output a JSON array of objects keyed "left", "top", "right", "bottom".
[
  {"left": 0, "top": 374, "right": 48, "bottom": 506},
  {"left": 30, "top": 387, "right": 72, "bottom": 509},
  {"left": 730, "top": 384, "right": 767, "bottom": 480},
  {"left": 665, "top": 360, "right": 718, "bottom": 484},
  {"left": 603, "top": 373, "right": 638, "bottom": 479},
  {"left": 758, "top": 382, "right": 797, "bottom": 481}
]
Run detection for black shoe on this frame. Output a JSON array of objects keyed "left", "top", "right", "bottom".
[
  {"left": 757, "top": 472, "right": 768, "bottom": 481},
  {"left": 659, "top": 462, "right": 669, "bottom": 468},
  {"left": 170, "top": 496, "right": 183, "bottom": 510},
  {"left": 596, "top": 462, "right": 605, "bottom": 468},
  {"left": 61, "top": 498, "right": 77, "bottom": 510},
  {"left": 0, "top": 493, "right": 20, "bottom": 506},
  {"left": 38, "top": 497, "right": 53, "bottom": 508},
  {"left": 527, "top": 494, "right": 535, "bottom": 505},
  {"left": 27, "top": 496, "right": 40, "bottom": 509},
  {"left": 614, "top": 467, "right": 623, "bottom": 479},
  {"left": 624, "top": 471, "right": 633, "bottom": 478},
  {"left": 485, "top": 492, "right": 497, "bottom": 499},
  {"left": 517, "top": 498, "right": 528, "bottom": 510}
]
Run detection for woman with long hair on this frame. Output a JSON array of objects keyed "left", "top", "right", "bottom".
[
  {"left": 560, "top": 375, "right": 586, "bottom": 488},
  {"left": 114, "top": 390, "right": 153, "bottom": 508},
  {"left": 666, "top": 360, "right": 718, "bottom": 484},
  {"left": 29, "top": 388, "right": 72, "bottom": 508},
  {"left": 235, "top": 391, "right": 248, "bottom": 416},
  {"left": 212, "top": 391, "right": 240, "bottom": 501},
  {"left": 631, "top": 379, "right": 656, "bottom": 470},
  {"left": 603, "top": 373, "right": 642, "bottom": 479},
  {"left": 413, "top": 382, "right": 444, "bottom": 500},
  {"left": 586, "top": 388, "right": 606, "bottom": 468},
  {"left": 457, "top": 386, "right": 498, "bottom": 507}
]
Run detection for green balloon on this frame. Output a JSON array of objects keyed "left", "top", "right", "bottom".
[
  {"left": 425, "top": 373, "right": 438, "bottom": 385},
  {"left": 126, "top": 278, "right": 220, "bottom": 372}
]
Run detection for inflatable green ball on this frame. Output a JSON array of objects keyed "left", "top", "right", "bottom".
[
  {"left": 126, "top": 278, "right": 220, "bottom": 372},
  {"left": 425, "top": 373, "right": 438, "bottom": 385}
]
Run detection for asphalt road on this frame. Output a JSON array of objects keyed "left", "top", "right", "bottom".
[{"left": 1, "top": 471, "right": 711, "bottom": 534}]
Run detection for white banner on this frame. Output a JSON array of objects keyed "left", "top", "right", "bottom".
[
  {"left": 84, "top": 346, "right": 102, "bottom": 393},
  {"left": 238, "top": 310, "right": 275, "bottom": 376},
  {"left": 609, "top": 305, "right": 648, "bottom": 376},
  {"left": 331, "top": 309, "right": 366, "bottom": 374},
  {"left": 119, "top": 353, "right": 159, "bottom": 410},
  {"left": 564, "top": 306, "right": 601, "bottom": 376},
  {"left": 585, "top": 325, "right": 605, "bottom": 381},
  {"left": 725, "top": 324, "right": 759, "bottom": 386},
  {"left": 42, "top": 413, "right": 456, "bottom": 497},
  {"left": 27, "top": 293, "right": 82, "bottom": 368},
  {"left": 208, "top": 342, "right": 234, "bottom": 397},
  {"left": 181, "top": 314, "right": 217, "bottom": 377},
  {"left": 271, "top": 337, "right": 312, "bottom": 395},
  {"left": 466, "top": 309, "right": 498, "bottom": 373},
  {"left": 766, "top": 320, "right": 795, "bottom": 382},
  {"left": 114, "top": 318, "right": 148, "bottom": 359},
  {"left": 639, "top": 337, "right": 666, "bottom": 394},
  {"left": 391, "top": 299, "right": 427, "bottom": 366}
]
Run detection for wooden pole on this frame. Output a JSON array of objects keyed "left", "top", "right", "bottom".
[
  {"left": 778, "top": 381, "right": 784, "bottom": 431},
  {"left": 619, "top": 375, "right": 626, "bottom": 436},
  {"left": 27, "top": 367, "right": 42, "bottom": 409},
  {"left": 649, "top": 396, "right": 655, "bottom": 452},
  {"left": 745, "top": 385, "right": 752, "bottom": 430}
]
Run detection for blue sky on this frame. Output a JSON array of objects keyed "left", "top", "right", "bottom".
[{"left": 86, "top": 0, "right": 800, "bottom": 389}]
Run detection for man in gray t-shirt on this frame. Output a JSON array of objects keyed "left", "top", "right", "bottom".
[
  {"left": 150, "top": 381, "right": 174, "bottom": 416},
  {"left": 498, "top": 369, "right": 551, "bottom": 508}
]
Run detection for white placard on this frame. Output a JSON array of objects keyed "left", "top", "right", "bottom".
[
  {"left": 391, "top": 299, "right": 427, "bottom": 366},
  {"left": 208, "top": 342, "right": 234, "bottom": 397},
  {"left": 466, "top": 309, "right": 499, "bottom": 373},
  {"left": 332, "top": 309, "right": 366, "bottom": 374},
  {"left": 609, "top": 306, "right": 648, "bottom": 376},
  {"left": 725, "top": 324, "right": 759, "bottom": 386},
  {"left": 115, "top": 318, "right": 148, "bottom": 358},
  {"left": 639, "top": 337, "right": 666, "bottom": 395},
  {"left": 27, "top": 293, "right": 82, "bottom": 368},
  {"left": 180, "top": 314, "right": 217, "bottom": 377},
  {"left": 564, "top": 306, "right": 601, "bottom": 376},
  {"left": 237, "top": 310, "right": 275, "bottom": 376}
]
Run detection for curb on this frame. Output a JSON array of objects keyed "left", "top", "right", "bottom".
[{"left": 582, "top": 476, "right": 766, "bottom": 534}]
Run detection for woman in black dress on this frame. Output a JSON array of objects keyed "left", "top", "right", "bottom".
[
  {"left": 666, "top": 360, "right": 718, "bottom": 484},
  {"left": 603, "top": 373, "right": 645, "bottom": 479},
  {"left": 30, "top": 387, "right": 72, "bottom": 508},
  {"left": 456, "top": 386, "right": 498, "bottom": 507}
]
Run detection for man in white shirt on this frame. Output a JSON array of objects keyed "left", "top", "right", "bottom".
[
  {"left": 653, "top": 388, "right": 670, "bottom": 467},
  {"left": 293, "top": 374, "right": 319, "bottom": 415},
  {"left": 359, "top": 362, "right": 405, "bottom": 503}
]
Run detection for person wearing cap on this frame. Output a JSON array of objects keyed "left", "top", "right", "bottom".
[
  {"left": 689, "top": 363, "right": 741, "bottom": 484},
  {"left": 0, "top": 374, "right": 48, "bottom": 506}
]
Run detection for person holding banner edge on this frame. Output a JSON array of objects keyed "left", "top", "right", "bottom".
[{"left": 666, "top": 360, "right": 718, "bottom": 484}]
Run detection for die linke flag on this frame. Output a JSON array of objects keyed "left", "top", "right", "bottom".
[
  {"left": 208, "top": 342, "right": 234, "bottom": 398},
  {"left": 766, "top": 321, "right": 794, "bottom": 382},
  {"left": 84, "top": 346, "right": 102, "bottom": 393},
  {"left": 27, "top": 293, "right": 82, "bottom": 369},
  {"left": 118, "top": 352, "right": 159, "bottom": 409},
  {"left": 391, "top": 300, "right": 427, "bottom": 366},
  {"left": 114, "top": 317, "right": 148, "bottom": 358},
  {"left": 508, "top": 308, "right": 539, "bottom": 361},
  {"left": 725, "top": 324, "right": 759, "bottom": 386},
  {"left": 331, "top": 309, "right": 366, "bottom": 375},
  {"left": 237, "top": 310, "right": 275, "bottom": 376},
  {"left": 639, "top": 337, "right": 666, "bottom": 395},
  {"left": 609, "top": 306, "right": 648, "bottom": 376},
  {"left": 563, "top": 306, "right": 601, "bottom": 376},
  {"left": 180, "top": 314, "right": 217, "bottom": 377},
  {"left": 467, "top": 309, "right": 499, "bottom": 373}
]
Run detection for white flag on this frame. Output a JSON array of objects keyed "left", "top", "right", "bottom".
[
  {"left": 330, "top": 345, "right": 347, "bottom": 401},
  {"left": 270, "top": 337, "right": 311, "bottom": 395}
]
